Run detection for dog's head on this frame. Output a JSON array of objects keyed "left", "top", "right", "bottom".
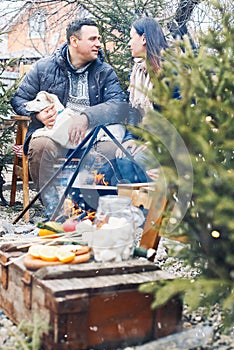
[{"left": 24, "top": 91, "right": 63, "bottom": 112}]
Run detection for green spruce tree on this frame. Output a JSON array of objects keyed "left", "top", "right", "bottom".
[
  {"left": 138, "top": 2, "right": 234, "bottom": 329},
  {"left": 0, "top": 33, "right": 18, "bottom": 177}
]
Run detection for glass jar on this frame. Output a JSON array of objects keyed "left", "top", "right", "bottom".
[{"left": 92, "top": 195, "right": 136, "bottom": 262}]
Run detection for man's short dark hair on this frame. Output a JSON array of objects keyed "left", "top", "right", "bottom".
[{"left": 66, "top": 18, "right": 98, "bottom": 43}]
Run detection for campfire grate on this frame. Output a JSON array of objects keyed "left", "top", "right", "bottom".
[{"left": 13, "top": 125, "right": 139, "bottom": 224}]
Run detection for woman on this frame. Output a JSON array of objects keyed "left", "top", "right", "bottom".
[{"left": 116, "top": 17, "right": 168, "bottom": 182}]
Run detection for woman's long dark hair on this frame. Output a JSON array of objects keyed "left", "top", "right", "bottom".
[{"left": 132, "top": 17, "right": 168, "bottom": 73}]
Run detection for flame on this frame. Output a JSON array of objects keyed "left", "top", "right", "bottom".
[
  {"left": 61, "top": 197, "right": 96, "bottom": 222},
  {"left": 92, "top": 170, "right": 109, "bottom": 186},
  {"left": 58, "top": 168, "right": 109, "bottom": 222},
  {"left": 63, "top": 198, "right": 83, "bottom": 218}
]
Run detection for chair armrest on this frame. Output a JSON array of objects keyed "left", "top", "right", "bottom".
[{"left": 11, "top": 115, "right": 31, "bottom": 122}]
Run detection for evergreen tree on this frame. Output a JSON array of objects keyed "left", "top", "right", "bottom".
[
  {"left": 0, "top": 33, "right": 18, "bottom": 171},
  {"left": 139, "top": 2, "right": 234, "bottom": 328}
]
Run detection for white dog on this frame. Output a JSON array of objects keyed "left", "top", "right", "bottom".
[{"left": 25, "top": 91, "right": 125, "bottom": 149}]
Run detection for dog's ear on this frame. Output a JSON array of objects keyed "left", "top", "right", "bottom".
[
  {"left": 43, "top": 92, "right": 55, "bottom": 104},
  {"left": 37, "top": 91, "right": 48, "bottom": 100}
]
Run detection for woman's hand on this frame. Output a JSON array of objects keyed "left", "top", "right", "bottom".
[
  {"left": 116, "top": 139, "right": 137, "bottom": 158},
  {"left": 116, "top": 139, "right": 148, "bottom": 158},
  {"left": 146, "top": 168, "right": 160, "bottom": 180},
  {"left": 36, "top": 104, "right": 57, "bottom": 128}
]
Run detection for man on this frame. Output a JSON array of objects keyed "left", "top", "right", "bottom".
[{"left": 11, "top": 18, "right": 128, "bottom": 217}]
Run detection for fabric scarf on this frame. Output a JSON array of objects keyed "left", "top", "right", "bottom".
[{"left": 129, "top": 58, "right": 153, "bottom": 117}]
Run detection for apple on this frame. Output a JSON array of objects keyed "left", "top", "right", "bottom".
[{"left": 62, "top": 219, "right": 78, "bottom": 232}]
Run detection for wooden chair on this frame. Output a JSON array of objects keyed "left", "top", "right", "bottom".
[
  {"left": 10, "top": 63, "right": 32, "bottom": 222},
  {"left": 10, "top": 62, "right": 80, "bottom": 223}
]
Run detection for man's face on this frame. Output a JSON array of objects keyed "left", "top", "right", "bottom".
[{"left": 72, "top": 25, "right": 101, "bottom": 63}]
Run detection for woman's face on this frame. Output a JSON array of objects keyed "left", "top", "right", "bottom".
[{"left": 129, "top": 26, "right": 146, "bottom": 58}]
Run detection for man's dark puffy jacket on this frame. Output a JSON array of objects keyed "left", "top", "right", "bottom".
[{"left": 11, "top": 43, "right": 128, "bottom": 154}]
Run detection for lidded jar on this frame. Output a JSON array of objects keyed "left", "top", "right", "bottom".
[{"left": 92, "top": 195, "right": 136, "bottom": 262}]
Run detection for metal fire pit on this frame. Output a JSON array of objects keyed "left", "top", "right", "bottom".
[{"left": 13, "top": 125, "right": 137, "bottom": 224}]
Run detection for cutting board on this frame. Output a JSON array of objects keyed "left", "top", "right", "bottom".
[{"left": 24, "top": 246, "right": 91, "bottom": 270}]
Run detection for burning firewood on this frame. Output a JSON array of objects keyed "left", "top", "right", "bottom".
[{"left": 54, "top": 197, "right": 96, "bottom": 224}]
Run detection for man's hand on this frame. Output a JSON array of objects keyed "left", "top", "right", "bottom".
[
  {"left": 69, "top": 113, "right": 88, "bottom": 145},
  {"left": 36, "top": 104, "right": 57, "bottom": 128}
]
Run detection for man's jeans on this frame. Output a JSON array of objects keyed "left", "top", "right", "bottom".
[{"left": 28, "top": 136, "right": 118, "bottom": 217}]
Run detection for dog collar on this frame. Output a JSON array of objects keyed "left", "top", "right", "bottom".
[{"left": 58, "top": 109, "right": 64, "bottom": 115}]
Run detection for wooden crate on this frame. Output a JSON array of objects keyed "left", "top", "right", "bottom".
[{"left": 0, "top": 246, "right": 182, "bottom": 350}]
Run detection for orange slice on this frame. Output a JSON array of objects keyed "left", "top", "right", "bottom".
[
  {"left": 39, "top": 246, "right": 59, "bottom": 262},
  {"left": 56, "top": 249, "right": 76, "bottom": 263},
  {"left": 38, "top": 228, "right": 60, "bottom": 238},
  {"left": 28, "top": 244, "right": 44, "bottom": 258}
]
